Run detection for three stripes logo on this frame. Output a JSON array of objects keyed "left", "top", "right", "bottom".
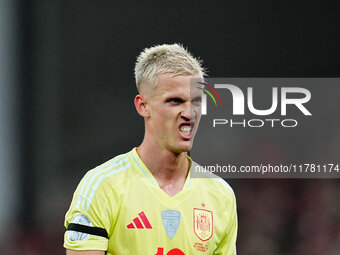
[{"left": 127, "top": 211, "right": 152, "bottom": 229}]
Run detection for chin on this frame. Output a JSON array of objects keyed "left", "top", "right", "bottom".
[
  {"left": 165, "top": 137, "right": 193, "bottom": 154},
  {"left": 174, "top": 142, "right": 192, "bottom": 153}
]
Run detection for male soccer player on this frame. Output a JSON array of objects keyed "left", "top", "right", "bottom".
[{"left": 64, "top": 44, "right": 237, "bottom": 254}]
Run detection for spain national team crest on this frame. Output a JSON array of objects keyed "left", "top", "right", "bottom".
[
  {"left": 193, "top": 208, "right": 213, "bottom": 241},
  {"left": 162, "top": 210, "right": 181, "bottom": 239}
]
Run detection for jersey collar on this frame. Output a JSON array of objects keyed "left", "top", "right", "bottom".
[{"left": 130, "top": 147, "right": 194, "bottom": 191}]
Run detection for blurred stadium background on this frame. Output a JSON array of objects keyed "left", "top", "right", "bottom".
[{"left": 0, "top": 0, "right": 339, "bottom": 254}]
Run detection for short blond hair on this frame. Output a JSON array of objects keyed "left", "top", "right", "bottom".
[{"left": 134, "top": 43, "right": 206, "bottom": 92}]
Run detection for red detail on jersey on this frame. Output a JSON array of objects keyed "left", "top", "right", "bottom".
[
  {"left": 167, "top": 248, "right": 185, "bottom": 255},
  {"left": 127, "top": 211, "right": 153, "bottom": 229},
  {"left": 127, "top": 223, "right": 135, "bottom": 229},
  {"left": 133, "top": 217, "right": 143, "bottom": 228},
  {"left": 193, "top": 208, "right": 213, "bottom": 241},
  {"left": 139, "top": 211, "right": 152, "bottom": 229},
  {"left": 155, "top": 247, "right": 164, "bottom": 255},
  {"left": 155, "top": 248, "right": 185, "bottom": 255}
]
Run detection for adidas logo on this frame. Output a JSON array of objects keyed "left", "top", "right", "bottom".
[{"left": 127, "top": 211, "right": 152, "bottom": 229}]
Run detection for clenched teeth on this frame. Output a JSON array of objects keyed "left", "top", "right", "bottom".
[{"left": 180, "top": 126, "right": 191, "bottom": 134}]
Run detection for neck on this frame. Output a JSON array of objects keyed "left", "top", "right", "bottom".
[{"left": 136, "top": 139, "right": 190, "bottom": 196}]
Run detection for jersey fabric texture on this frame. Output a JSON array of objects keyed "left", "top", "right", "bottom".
[{"left": 64, "top": 148, "right": 237, "bottom": 254}]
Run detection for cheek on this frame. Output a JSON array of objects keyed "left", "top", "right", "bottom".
[
  {"left": 153, "top": 109, "right": 177, "bottom": 131},
  {"left": 151, "top": 108, "right": 168, "bottom": 127},
  {"left": 191, "top": 104, "right": 202, "bottom": 116}
]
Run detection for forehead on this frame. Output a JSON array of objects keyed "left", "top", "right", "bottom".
[{"left": 155, "top": 73, "right": 203, "bottom": 96}]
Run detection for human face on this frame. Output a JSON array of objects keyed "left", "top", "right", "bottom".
[{"left": 145, "top": 73, "right": 203, "bottom": 153}]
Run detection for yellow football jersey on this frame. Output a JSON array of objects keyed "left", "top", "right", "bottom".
[{"left": 64, "top": 148, "right": 237, "bottom": 254}]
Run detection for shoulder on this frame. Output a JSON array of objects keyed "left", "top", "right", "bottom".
[
  {"left": 191, "top": 161, "right": 236, "bottom": 203},
  {"left": 86, "top": 151, "right": 134, "bottom": 185},
  {"left": 73, "top": 150, "right": 137, "bottom": 208}
]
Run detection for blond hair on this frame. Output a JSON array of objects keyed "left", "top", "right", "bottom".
[{"left": 134, "top": 43, "right": 206, "bottom": 92}]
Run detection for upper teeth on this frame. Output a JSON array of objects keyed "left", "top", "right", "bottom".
[{"left": 180, "top": 126, "right": 191, "bottom": 132}]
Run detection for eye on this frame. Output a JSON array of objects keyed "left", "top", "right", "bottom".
[
  {"left": 167, "top": 98, "right": 184, "bottom": 104},
  {"left": 191, "top": 96, "right": 202, "bottom": 104},
  {"left": 191, "top": 96, "right": 202, "bottom": 107}
]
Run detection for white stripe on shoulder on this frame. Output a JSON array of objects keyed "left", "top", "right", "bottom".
[
  {"left": 76, "top": 153, "right": 128, "bottom": 209},
  {"left": 86, "top": 161, "right": 132, "bottom": 210},
  {"left": 81, "top": 156, "right": 130, "bottom": 209}
]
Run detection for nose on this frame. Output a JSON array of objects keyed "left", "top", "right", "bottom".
[{"left": 181, "top": 102, "right": 196, "bottom": 120}]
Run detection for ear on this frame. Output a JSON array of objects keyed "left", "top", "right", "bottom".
[{"left": 134, "top": 94, "right": 150, "bottom": 117}]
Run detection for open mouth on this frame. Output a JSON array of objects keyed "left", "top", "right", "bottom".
[{"left": 179, "top": 122, "right": 195, "bottom": 138}]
